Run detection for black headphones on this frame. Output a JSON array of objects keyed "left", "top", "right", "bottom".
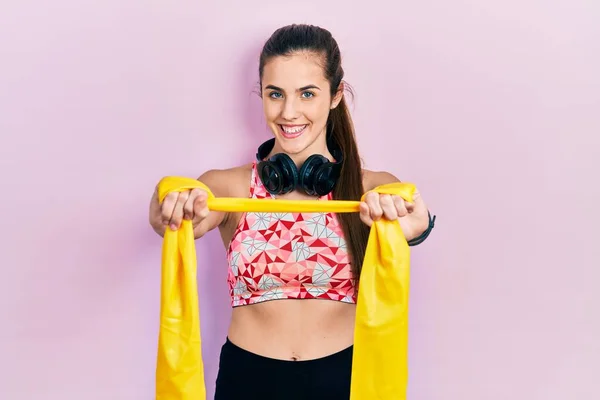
[{"left": 256, "top": 136, "right": 343, "bottom": 196}]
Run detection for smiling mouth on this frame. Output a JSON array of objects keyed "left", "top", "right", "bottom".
[{"left": 279, "top": 124, "right": 307, "bottom": 138}]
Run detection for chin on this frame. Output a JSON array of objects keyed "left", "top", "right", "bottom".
[{"left": 277, "top": 138, "right": 308, "bottom": 156}]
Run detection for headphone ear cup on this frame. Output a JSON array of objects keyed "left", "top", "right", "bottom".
[
  {"left": 311, "top": 164, "right": 338, "bottom": 196},
  {"left": 258, "top": 153, "right": 298, "bottom": 195},
  {"left": 299, "top": 154, "right": 330, "bottom": 196}
]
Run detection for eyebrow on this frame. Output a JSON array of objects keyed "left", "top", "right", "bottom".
[{"left": 265, "top": 84, "right": 321, "bottom": 92}]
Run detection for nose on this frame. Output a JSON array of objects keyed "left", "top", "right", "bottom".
[{"left": 281, "top": 97, "right": 299, "bottom": 120}]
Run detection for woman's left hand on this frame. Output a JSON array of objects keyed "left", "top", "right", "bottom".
[
  {"left": 359, "top": 190, "right": 431, "bottom": 242},
  {"left": 359, "top": 171, "right": 432, "bottom": 241},
  {"left": 359, "top": 191, "right": 415, "bottom": 228}
]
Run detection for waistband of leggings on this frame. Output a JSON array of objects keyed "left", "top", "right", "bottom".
[{"left": 222, "top": 337, "right": 353, "bottom": 365}]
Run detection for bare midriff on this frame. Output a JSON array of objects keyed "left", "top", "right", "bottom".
[{"left": 227, "top": 299, "right": 356, "bottom": 361}]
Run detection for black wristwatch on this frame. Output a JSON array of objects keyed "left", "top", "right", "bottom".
[{"left": 407, "top": 210, "right": 436, "bottom": 246}]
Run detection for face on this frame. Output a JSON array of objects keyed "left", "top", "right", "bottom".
[{"left": 261, "top": 51, "right": 342, "bottom": 161}]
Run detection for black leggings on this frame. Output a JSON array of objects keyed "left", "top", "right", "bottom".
[{"left": 214, "top": 337, "right": 353, "bottom": 400}]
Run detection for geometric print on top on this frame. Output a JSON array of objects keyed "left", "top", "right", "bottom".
[{"left": 226, "top": 161, "right": 357, "bottom": 307}]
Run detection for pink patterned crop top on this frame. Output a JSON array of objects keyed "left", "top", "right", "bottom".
[{"left": 226, "top": 161, "right": 357, "bottom": 307}]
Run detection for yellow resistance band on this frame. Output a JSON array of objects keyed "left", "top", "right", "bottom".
[{"left": 156, "top": 176, "right": 416, "bottom": 400}]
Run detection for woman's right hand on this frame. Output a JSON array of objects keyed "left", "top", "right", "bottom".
[
  {"left": 159, "top": 188, "right": 210, "bottom": 232},
  {"left": 149, "top": 170, "right": 231, "bottom": 239},
  {"left": 149, "top": 185, "right": 212, "bottom": 238}
]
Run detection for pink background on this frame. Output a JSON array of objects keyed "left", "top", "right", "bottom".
[{"left": 1, "top": 0, "right": 599, "bottom": 399}]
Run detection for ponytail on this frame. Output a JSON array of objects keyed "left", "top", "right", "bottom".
[{"left": 329, "top": 95, "right": 370, "bottom": 281}]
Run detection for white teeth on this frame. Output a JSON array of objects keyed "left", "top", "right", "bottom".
[{"left": 281, "top": 125, "right": 306, "bottom": 134}]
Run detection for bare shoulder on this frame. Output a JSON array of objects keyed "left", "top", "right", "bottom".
[
  {"left": 362, "top": 169, "right": 401, "bottom": 192},
  {"left": 197, "top": 163, "right": 253, "bottom": 198}
]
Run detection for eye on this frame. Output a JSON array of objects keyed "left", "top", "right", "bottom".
[
  {"left": 269, "top": 91, "right": 283, "bottom": 99},
  {"left": 301, "top": 91, "right": 315, "bottom": 99}
]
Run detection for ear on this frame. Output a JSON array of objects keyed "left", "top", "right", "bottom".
[{"left": 330, "top": 81, "right": 344, "bottom": 109}]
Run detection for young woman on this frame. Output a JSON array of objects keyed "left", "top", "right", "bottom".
[{"left": 149, "top": 24, "right": 433, "bottom": 400}]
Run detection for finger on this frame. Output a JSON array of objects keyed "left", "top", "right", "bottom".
[
  {"left": 169, "top": 191, "right": 189, "bottom": 230},
  {"left": 393, "top": 195, "right": 409, "bottom": 217},
  {"left": 160, "top": 192, "right": 179, "bottom": 225},
  {"left": 379, "top": 194, "right": 398, "bottom": 220},
  {"left": 365, "top": 192, "right": 383, "bottom": 221},
  {"left": 359, "top": 201, "right": 373, "bottom": 227},
  {"left": 183, "top": 188, "right": 203, "bottom": 220},
  {"left": 406, "top": 191, "right": 420, "bottom": 214},
  {"left": 192, "top": 191, "right": 209, "bottom": 226}
]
